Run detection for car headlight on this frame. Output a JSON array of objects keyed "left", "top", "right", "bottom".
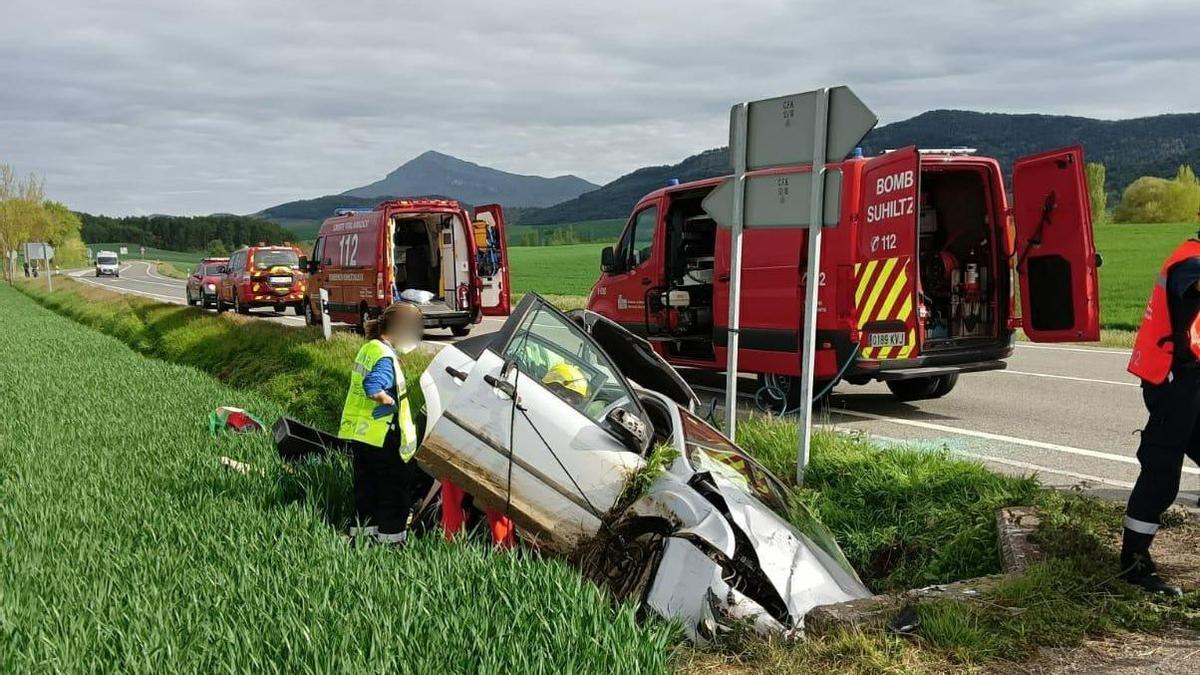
[{"left": 206, "top": 283, "right": 216, "bottom": 291}]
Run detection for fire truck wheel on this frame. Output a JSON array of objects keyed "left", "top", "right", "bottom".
[
  {"left": 235, "top": 295, "right": 249, "bottom": 315},
  {"left": 755, "top": 373, "right": 831, "bottom": 412},
  {"left": 303, "top": 298, "right": 316, "bottom": 326},
  {"left": 293, "top": 302, "right": 304, "bottom": 317},
  {"left": 273, "top": 303, "right": 286, "bottom": 313},
  {"left": 356, "top": 307, "right": 369, "bottom": 335},
  {"left": 886, "top": 374, "right": 957, "bottom": 402},
  {"left": 450, "top": 325, "right": 471, "bottom": 337}
]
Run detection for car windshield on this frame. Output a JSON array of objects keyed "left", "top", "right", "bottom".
[
  {"left": 253, "top": 250, "right": 299, "bottom": 269},
  {"left": 680, "top": 409, "right": 790, "bottom": 512},
  {"left": 204, "top": 264, "right": 224, "bottom": 275},
  {"left": 97, "top": 256, "right": 117, "bottom": 265}
]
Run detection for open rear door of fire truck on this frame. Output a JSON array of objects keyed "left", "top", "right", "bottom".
[
  {"left": 1012, "top": 146, "right": 1100, "bottom": 342},
  {"left": 473, "top": 204, "right": 512, "bottom": 316},
  {"left": 855, "top": 146, "right": 921, "bottom": 359}
]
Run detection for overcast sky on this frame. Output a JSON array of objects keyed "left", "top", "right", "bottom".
[{"left": 1, "top": 1, "right": 1197, "bottom": 216}]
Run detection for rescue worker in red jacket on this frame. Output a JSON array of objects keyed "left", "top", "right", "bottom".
[{"left": 1122, "top": 237, "right": 1200, "bottom": 596}]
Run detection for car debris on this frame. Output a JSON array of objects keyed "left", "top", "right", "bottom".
[{"left": 418, "top": 293, "right": 871, "bottom": 641}]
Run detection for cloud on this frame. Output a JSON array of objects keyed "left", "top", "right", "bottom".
[{"left": 0, "top": 0, "right": 1196, "bottom": 215}]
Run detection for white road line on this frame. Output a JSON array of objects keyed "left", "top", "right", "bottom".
[
  {"left": 997, "top": 369, "right": 1139, "bottom": 388},
  {"left": 74, "top": 275, "right": 183, "bottom": 303},
  {"left": 1016, "top": 343, "right": 1131, "bottom": 356},
  {"left": 863, "top": 431, "right": 1136, "bottom": 489},
  {"left": 831, "top": 408, "right": 1200, "bottom": 476}
]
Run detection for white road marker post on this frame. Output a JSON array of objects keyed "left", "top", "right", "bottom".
[
  {"left": 44, "top": 245, "right": 52, "bottom": 292},
  {"left": 723, "top": 102, "right": 749, "bottom": 440},
  {"left": 795, "top": 88, "right": 830, "bottom": 486}
]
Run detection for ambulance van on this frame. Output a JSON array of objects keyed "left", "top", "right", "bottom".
[
  {"left": 587, "top": 145, "right": 1100, "bottom": 403},
  {"left": 305, "top": 199, "right": 511, "bottom": 335}
]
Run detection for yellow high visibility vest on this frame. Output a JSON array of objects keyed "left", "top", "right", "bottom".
[{"left": 338, "top": 339, "right": 418, "bottom": 459}]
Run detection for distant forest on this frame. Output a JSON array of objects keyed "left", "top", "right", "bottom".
[{"left": 79, "top": 213, "right": 298, "bottom": 250}]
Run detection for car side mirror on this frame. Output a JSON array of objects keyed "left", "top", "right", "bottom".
[
  {"left": 600, "top": 246, "right": 616, "bottom": 274},
  {"left": 605, "top": 407, "right": 649, "bottom": 453},
  {"left": 298, "top": 256, "right": 308, "bottom": 271}
]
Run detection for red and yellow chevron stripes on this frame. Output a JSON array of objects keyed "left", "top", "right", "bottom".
[{"left": 855, "top": 256, "right": 917, "bottom": 360}]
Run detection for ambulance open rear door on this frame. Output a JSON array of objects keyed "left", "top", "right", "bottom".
[
  {"left": 1012, "top": 146, "right": 1100, "bottom": 342},
  {"left": 472, "top": 204, "right": 512, "bottom": 316}
]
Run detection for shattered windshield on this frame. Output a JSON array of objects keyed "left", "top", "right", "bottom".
[
  {"left": 253, "top": 250, "right": 299, "bottom": 269},
  {"left": 680, "top": 409, "right": 789, "bottom": 513}
]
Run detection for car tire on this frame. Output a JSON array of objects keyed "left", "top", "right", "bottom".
[
  {"left": 216, "top": 296, "right": 227, "bottom": 314},
  {"left": 886, "top": 375, "right": 956, "bottom": 402},
  {"left": 356, "top": 307, "right": 370, "bottom": 335},
  {"left": 235, "top": 295, "right": 249, "bottom": 315},
  {"left": 273, "top": 303, "right": 286, "bottom": 313},
  {"left": 755, "top": 373, "right": 832, "bottom": 412},
  {"left": 582, "top": 518, "right": 669, "bottom": 609},
  {"left": 450, "top": 325, "right": 470, "bottom": 337},
  {"left": 293, "top": 302, "right": 304, "bottom": 317},
  {"left": 303, "top": 298, "right": 316, "bottom": 326},
  {"left": 186, "top": 292, "right": 196, "bottom": 306}
]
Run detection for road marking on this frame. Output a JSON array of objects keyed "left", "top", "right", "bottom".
[
  {"left": 74, "top": 275, "right": 183, "bottom": 303},
  {"left": 1016, "top": 343, "right": 1131, "bottom": 356},
  {"left": 997, "top": 369, "right": 1139, "bottom": 388},
  {"left": 831, "top": 408, "right": 1200, "bottom": 476},
  {"left": 864, "top": 432, "right": 1137, "bottom": 489}
]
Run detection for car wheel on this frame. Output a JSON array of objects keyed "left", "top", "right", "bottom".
[
  {"left": 450, "top": 325, "right": 470, "bottom": 337},
  {"left": 303, "top": 298, "right": 316, "bottom": 326},
  {"left": 235, "top": 295, "right": 249, "bottom": 315},
  {"left": 293, "top": 302, "right": 304, "bottom": 317},
  {"left": 273, "top": 303, "right": 286, "bottom": 313},
  {"left": 357, "top": 307, "right": 370, "bottom": 335},
  {"left": 755, "top": 373, "right": 832, "bottom": 413},
  {"left": 929, "top": 373, "right": 958, "bottom": 398},
  {"left": 216, "top": 296, "right": 227, "bottom": 314},
  {"left": 584, "top": 519, "right": 668, "bottom": 608},
  {"left": 886, "top": 376, "right": 944, "bottom": 402}
]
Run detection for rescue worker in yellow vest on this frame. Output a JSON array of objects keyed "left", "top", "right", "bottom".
[
  {"left": 339, "top": 302, "right": 423, "bottom": 546},
  {"left": 1122, "top": 238, "right": 1200, "bottom": 596}
]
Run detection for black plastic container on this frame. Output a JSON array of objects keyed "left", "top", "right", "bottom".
[{"left": 274, "top": 417, "right": 346, "bottom": 461}]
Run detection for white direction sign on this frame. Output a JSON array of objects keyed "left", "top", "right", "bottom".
[
  {"left": 702, "top": 170, "right": 842, "bottom": 229},
  {"left": 736, "top": 86, "right": 877, "bottom": 170}
]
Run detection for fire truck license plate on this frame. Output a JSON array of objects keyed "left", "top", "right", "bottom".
[
  {"left": 269, "top": 276, "right": 291, "bottom": 284},
  {"left": 869, "top": 332, "right": 906, "bottom": 348}
]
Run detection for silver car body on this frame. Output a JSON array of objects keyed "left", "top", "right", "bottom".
[{"left": 418, "top": 294, "right": 870, "bottom": 641}]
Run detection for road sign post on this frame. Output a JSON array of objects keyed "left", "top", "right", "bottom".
[
  {"left": 723, "top": 103, "right": 749, "bottom": 440},
  {"left": 794, "top": 88, "right": 830, "bottom": 485},
  {"left": 702, "top": 86, "right": 876, "bottom": 483}
]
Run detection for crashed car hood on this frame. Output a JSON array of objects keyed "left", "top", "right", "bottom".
[{"left": 708, "top": 472, "right": 871, "bottom": 621}]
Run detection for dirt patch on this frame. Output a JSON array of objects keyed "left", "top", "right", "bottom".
[
  {"left": 1144, "top": 523, "right": 1200, "bottom": 590},
  {"left": 999, "top": 628, "right": 1200, "bottom": 675}
]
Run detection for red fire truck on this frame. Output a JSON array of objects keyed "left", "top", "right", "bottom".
[
  {"left": 587, "top": 145, "right": 1100, "bottom": 403},
  {"left": 305, "top": 199, "right": 511, "bottom": 335}
]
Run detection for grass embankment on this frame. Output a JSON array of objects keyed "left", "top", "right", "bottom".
[
  {"left": 0, "top": 283, "right": 676, "bottom": 673},
  {"left": 154, "top": 261, "right": 189, "bottom": 279},
  {"left": 14, "top": 279, "right": 1200, "bottom": 672}
]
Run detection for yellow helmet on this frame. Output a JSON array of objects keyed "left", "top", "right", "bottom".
[{"left": 542, "top": 362, "right": 588, "bottom": 399}]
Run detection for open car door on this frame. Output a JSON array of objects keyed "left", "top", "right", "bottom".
[
  {"left": 472, "top": 204, "right": 511, "bottom": 316},
  {"left": 1012, "top": 146, "right": 1100, "bottom": 342}
]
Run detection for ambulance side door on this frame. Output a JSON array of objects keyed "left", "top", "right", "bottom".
[
  {"left": 473, "top": 204, "right": 512, "bottom": 316},
  {"left": 1012, "top": 146, "right": 1100, "bottom": 342},
  {"left": 855, "top": 147, "right": 921, "bottom": 360}
]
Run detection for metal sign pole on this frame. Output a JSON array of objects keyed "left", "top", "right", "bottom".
[
  {"left": 44, "top": 246, "right": 52, "bottom": 292},
  {"left": 795, "top": 88, "right": 830, "bottom": 485},
  {"left": 724, "top": 102, "right": 749, "bottom": 439}
]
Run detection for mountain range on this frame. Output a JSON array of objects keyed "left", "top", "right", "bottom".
[
  {"left": 258, "top": 111, "right": 1200, "bottom": 231},
  {"left": 515, "top": 110, "right": 1200, "bottom": 225}
]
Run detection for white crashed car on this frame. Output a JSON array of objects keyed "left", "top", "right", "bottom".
[{"left": 418, "top": 293, "right": 870, "bottom": 641}]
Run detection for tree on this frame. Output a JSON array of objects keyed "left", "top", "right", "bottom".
[
  {"left": 0, "top": 164, "right": 50, "bottom": 283},
  {"left": 207, "top": 239, "right": 228, "bottom": 256},
  {"left": 1085, "top": 162, "right": 1108, "bottom": 225},
  {"left": 1114, "top": 166, "right": 1200, "bottom": 224}
]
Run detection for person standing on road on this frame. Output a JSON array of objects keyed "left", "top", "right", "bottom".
[
  {"left": 339, "top": 302, "right": 424, "bottom": 546},
  {"left": 1123, "top": 237, "right": 1200, "bottom": 596}
]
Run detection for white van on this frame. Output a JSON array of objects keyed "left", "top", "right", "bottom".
[{"left": 95, "top": 251, "right": 120, "bottom": 277}]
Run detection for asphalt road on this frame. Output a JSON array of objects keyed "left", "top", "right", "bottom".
[
  {"left": 69, "top": 260, "right": 509, "bottom": 344},
  {"left": 70, "top": 261, "right": 1198, "bottom": 507}
]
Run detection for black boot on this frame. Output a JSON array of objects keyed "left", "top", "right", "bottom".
[{"left": 1119, "top": 552, "right": 1183, "bottom": 597}]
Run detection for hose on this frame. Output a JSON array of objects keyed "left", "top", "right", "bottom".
[{"left": 752, "top": 346, "right": 861, "bottom": 417}]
